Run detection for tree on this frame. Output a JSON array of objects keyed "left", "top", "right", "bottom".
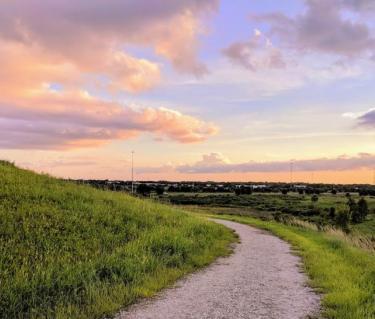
[
  {"left": 156, "top": 186, "right": 165, "bottom": 196},
  {"left": 329, "top": 207, "right": 336, "bottom": 219},
  {"left": 311, "top": 194, "right": 319, "bottom": 203},
  {"left": 137, "top": 183, "right": 151, "bottom": 196},
  {"left": 357, "top": 198, "right": 369, "bottom": 222},
  {"left": 347, "top": 197, "right": 360, "bottom": 223},
  {"left": 336, "top": 209, "right": 350, "bottom": 233},
  {"left": 331, "top": 189, "right": 337, "bottom": 195},
  {"left": 235, "top": 187, "right": 252, "bottom": 196}
]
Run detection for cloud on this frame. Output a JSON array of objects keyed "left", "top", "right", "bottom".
[
  {"left": 357, "top": 109, "right": 375, "bottom": 128},
  {"left": 1, "top": 42, "right": 161, "bottom": 94},
  {"left": 177, "top": 153, "right": 375, "bottom": 173},
  {"left": 0, "top": 91, "right": 218, "bottom": 149},
  {"left": 0, "top": 0, "right": 217, "bottom": 80},
  {"left": 0, "top": 1, "right": 220, "bottom": 150},
  {"left": 342, "top": 108, "right": 375, "bottom": 128},
  {"left": 340, "top": 0, "right": 375, "bottom": 12},
  {"left": 222, "top": 29, "right": 286, "bottom": 71},
  {"left": 250, "top": 0, "right": 375, "bottom": 59}
]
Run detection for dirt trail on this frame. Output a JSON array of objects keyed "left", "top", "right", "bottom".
[{"left": 116, "top": 219, "right": 320, "bottom": 319}]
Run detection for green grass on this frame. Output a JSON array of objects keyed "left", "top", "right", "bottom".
[
  {"left": 0, "top": 161, "right": 235, "bottom": 319},
  {"left": 202, "top": 212, "right": 375, "bottom": 319}
]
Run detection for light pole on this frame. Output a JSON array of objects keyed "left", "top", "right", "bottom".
[{"left": 131, "top": 151, "right": 134, "bottom": 194}]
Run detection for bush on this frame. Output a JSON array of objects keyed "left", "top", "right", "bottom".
[
  {"left": 311, "top": 194, "right": 319, "bottom": 203},
  {"left": 357, "top": 198, "right": 369, "bottom": 222},
  {"left": 336, "top": 209, "right": 350, "bottom": 233},
  {"left": 329, "top": 207, "right": 336, "bottom": 219}
]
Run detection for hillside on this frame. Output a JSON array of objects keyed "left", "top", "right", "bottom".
[{"left": 0, "top": 161, "right": 235, "bottom": 319}]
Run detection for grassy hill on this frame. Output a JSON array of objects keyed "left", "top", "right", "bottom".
[{"left": 0, "top": 161, "right": 235, "bottom": 319}]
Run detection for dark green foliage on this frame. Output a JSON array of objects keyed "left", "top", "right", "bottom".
[
  {"left": 329, "top": 207, "right": 336, "bottom": 219},
  {"left": 234, "top": 187, "right": 252, "bottom": 196},
  {"left": 358, "top": 198, "right": 369, "bottom": 222},
  {"left": 136, "top": 183, "right": 151, "bottom": 195},
  {"left": 347, "top": 197, "right": 362, "bottom": 223},
  {"left": 311, "top": 194, "right": 319, "bottom": 203},
  {"left": 156, "top": 186, "right": 165, "bottom": 196},
  {"left": 336, "top": 210, "right": 350, "bottom": 232}
]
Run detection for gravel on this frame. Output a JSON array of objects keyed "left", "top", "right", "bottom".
[{"left": 116, "top": 219, "right": 320, "bottom": 319}]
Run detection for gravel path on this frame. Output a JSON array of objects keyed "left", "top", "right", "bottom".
[{"left": 116, "top": 219, "right": 320, "bottom": 319}]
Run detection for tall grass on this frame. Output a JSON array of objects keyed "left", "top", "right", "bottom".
[
  {"left": 0, "top": 162, "right": 235, "bottom": 318},
  {"left": 277, "top": 216, "right": 375, "bottom": 252},
  {"left": 206, "top": 213, "right": 375, "bottom": 319}
]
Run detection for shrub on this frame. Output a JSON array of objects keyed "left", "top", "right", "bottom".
[
  {"left": 311, "top": 194, "right": 319, "bottom": 203},
  {"left": 329, "top": 207, "right": 336, "bottom": 219},
  {"left": 357, "top": 198, "right": 369, "bottom": 222},
  {"left": 336, "top": 209, "right": 350, "bottom": 233}
]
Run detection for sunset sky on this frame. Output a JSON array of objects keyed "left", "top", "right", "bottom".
[{"left": 1, "top": 0, "right": 374, "bottom": 183}]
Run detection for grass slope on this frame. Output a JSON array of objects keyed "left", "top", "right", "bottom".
[
  {"left": 206, "top": 213, "right": 375, "bottom": 319},
  {"left": 0, "top": 161, "right": 235, "bottom": 319}
]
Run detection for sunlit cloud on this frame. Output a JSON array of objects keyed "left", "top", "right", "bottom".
[
  {"left": 0, "top": 91, "right": 218, "bottom": 149},
  {"left": 0, "top": 0, "right": 217, "bottom": 79},
  {"left": 0, "top": 1, "right": 220, "bottom": 149},
  {"left": 177, "top": 153, "right": 375, "bottom": 174}
]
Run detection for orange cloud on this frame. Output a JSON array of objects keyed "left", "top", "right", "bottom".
[
  {"left": 0, "top": 1, "right": 219, "bottom": 149},
  {"left": 0, "top": 90, "right": 218, "bottom": 149},
  {"left": 0, "top": 0, "right": 217, "bottom": 80}
]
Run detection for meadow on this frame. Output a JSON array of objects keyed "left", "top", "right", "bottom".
[
  {"left": 0, "top": 161, "right": 235, "bottom": 319},
  {"left": 168, "top": 192, "right": 375, "bottom": 237}
]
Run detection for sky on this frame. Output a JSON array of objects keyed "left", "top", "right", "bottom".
[{"left": 0, "top": 0, "right": 374, "bottom": 184}]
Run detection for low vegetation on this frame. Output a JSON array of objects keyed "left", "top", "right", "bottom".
[
  {"left": 0, "top": 161, "right": 235, "bottom": 319},
  {"left": 201, "top": 213, "right": 375, "bottom": 319},
  {"left": 167, "top": 192, "right": 375, "bottom": 238}
]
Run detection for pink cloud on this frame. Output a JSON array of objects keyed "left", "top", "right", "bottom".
[
  {"left": 0, "top": 0, "right": 217, "bottom": 79},
  {"left": 0, "top": 1, "right": 220, "bottom": 150},
  {"left": 0, "top": 91, "right": 218, "bottom": 149},
  {"left": 222, "top": 29, "right": 286, "bottom": 71},
  {"left": 177, "top": 153, "right": 375, "bottom": 173},
  {"left": 249, "top": 0, "right": 375, "bottom": 61}
]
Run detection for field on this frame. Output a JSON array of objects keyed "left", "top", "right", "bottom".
[
  {"left": 167, "top": 192, "right": 375, "bottom": 237},
  {"left": 0, "top": 161, "right": 235, "bottom": 319}
]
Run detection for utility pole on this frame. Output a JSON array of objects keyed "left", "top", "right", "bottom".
[{"left": 131, "top": 151, "right": 134, "bottom": 194}]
